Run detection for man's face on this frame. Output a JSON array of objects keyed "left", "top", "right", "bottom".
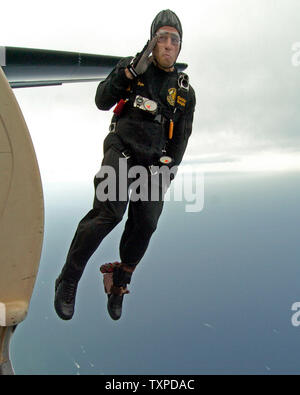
[{"left": 152, "top": 26, "right": 181, "bottom": 70}]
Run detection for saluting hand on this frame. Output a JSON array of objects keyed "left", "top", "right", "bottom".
[{"left": 126, "top": 36, "right": 158, "bottom": 79}]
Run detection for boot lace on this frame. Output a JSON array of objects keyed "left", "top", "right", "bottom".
[{"left": 62, "top": 281, "right": 77, "bottom": 303}]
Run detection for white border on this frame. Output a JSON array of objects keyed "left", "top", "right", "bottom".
[{"left": 0, "top": 46, "right": 6, "bottom": 66}]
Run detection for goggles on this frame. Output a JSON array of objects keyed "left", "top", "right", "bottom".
[{"left": 155, "top": 30, "right": 181, "bottom": 46}]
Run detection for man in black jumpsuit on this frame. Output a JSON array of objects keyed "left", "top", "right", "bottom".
[{"left": 54, "top": 9, "right": 196, "bottom": 321}]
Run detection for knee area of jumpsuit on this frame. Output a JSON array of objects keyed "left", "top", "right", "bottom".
[
  {"left": 106, "top": 207, "right": 125, "bottom": 226},
  {"left": 94, "top": 210, "right": 124, "bottom": 227},
  {"left": 139, "top": 217, "right": 158, "bottom": 235},
  {"left": 114, "top": 213, "right": 125, "bottom": 225}
]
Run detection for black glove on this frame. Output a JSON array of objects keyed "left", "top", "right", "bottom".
[{"left": 127, "top": 36, "right": 158, "bottom": 78}]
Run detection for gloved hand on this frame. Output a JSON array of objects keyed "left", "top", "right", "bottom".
[{"left": 127, "top": 36, "right": 158, "bottom": 78}]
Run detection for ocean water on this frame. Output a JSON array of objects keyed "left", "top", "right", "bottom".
[{"left": 10, "top": 171, "right": 300, "bottom": 375}]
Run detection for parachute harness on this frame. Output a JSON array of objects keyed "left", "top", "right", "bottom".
[{"left": 168, "top": 71, "right": 189, "bottom": 140}]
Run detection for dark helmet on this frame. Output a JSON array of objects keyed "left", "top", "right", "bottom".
[{"left": 150, "top": 9, "right": 183, "bottom": 41}]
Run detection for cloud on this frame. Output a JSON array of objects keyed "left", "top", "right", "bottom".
[
  {"left": 4, "top": 0, "right": 300, "bottom": 177},
  {"left": 184, "top": 0, "right": 300, "bottom": 160}
]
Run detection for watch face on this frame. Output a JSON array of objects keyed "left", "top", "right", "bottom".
[
  {"left": 159, "top": 156, "right": 172, "bottom": 164},
  {"left": 134, "top": 96, "right": 157, "bottom": 114},
  {"left": 143, "top": 99, "right": 157, "bottom": 113}
]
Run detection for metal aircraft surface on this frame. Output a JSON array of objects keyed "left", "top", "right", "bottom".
[{"left": 1, "top": 46, "right": 187, "bottom": 88}]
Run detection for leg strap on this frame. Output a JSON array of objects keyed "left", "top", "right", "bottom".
[{"left": 100, "top": 262, "right": 137, "bottom": 294}]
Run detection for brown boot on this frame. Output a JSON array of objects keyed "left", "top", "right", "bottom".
[
  {"left": 100, "top": 262, "right": 136, "bottom": 320},
  {"left": 107, "top": 285, "right": 129, "bottom": 320}
]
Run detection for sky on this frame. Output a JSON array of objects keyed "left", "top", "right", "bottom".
[
  {"left": 10, "top": 172, "right": 300, "bottom": 374},
  {"left": 1, "top": 0, "right": 300, "bottom": 183}
]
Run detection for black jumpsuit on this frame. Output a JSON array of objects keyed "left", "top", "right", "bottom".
[{"left": 60, "top": 57, "right": 196, "bottom": 283}]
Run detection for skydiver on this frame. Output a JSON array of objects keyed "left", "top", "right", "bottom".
[{"left": 54, "top": 9, "right": 196, "bottom": 321}]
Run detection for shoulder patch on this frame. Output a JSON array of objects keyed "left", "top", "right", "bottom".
[{"left": 177, "top": 95, "right": 187, "bottom": 107}]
